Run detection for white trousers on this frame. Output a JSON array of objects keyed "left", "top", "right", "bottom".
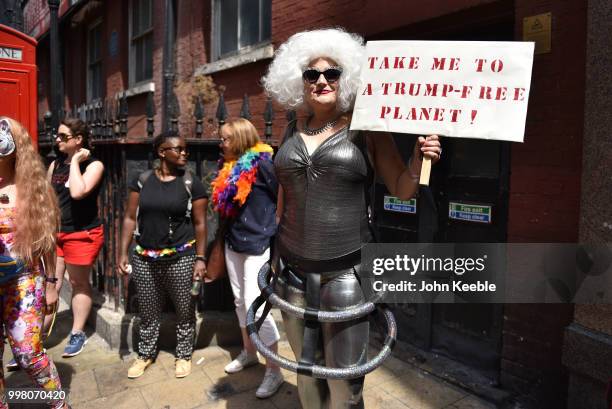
[{"left": 225, "top": 244, "right": 280, "bottom": 346}]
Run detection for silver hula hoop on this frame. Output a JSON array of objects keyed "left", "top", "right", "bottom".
[{"left": 245, "top": 262, "right": 397, "bottom": 380}]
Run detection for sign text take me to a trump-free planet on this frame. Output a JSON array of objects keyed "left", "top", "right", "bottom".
[{"left": 350, "top": 41, "right": 535, "bottom": 142}]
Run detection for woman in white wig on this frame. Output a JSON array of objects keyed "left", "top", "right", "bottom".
[{"left": 261, "top": 28, "right": 441, "bottom": 408}]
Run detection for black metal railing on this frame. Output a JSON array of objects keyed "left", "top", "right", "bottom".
[
  {"left": 39, "top": 89, "right": 278, "bottom": 146},
  {"left": 38, "top": 89, "right": 284, "bottom": 311}
]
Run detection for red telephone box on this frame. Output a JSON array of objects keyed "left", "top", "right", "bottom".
[{"left": 0, "top": 24, "right": 38, "bottom": 147}]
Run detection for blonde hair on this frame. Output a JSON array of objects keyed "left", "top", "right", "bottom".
[
  {"left": 2, "top": 117, "right": 59, "bottom": 269},
  {"left": 262, "top": 28, "right": 365, "bottom": 112},
  {"left": 222, "top": 118, "right": 261, "bottom": 156}
]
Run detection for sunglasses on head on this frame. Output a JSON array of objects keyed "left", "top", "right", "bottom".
[{"left": 302, "top": 66, "right": 343, "bottom": 84}]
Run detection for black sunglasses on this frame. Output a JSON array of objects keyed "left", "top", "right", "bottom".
[
  {"left": 56, "top": 132, "right": 75, "bottom": 142},
  {"left": 162, "top": 146, "right": 189, "bottom": 155},
  {"left": 302, "top": 66, "right": 343, "bottom": 84}
]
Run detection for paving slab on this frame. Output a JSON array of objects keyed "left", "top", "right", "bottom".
[
  {"left": 93, "top": 359, "right": 170, "bottom": 397},
  {"left": 66, "top": 369, "right": 100, "bottom": 405},
  {"left": 204, "top": 360, "right": 268, "bottom": 396},
  {"left": 362, "top": 388, "right": 412, "bottom": 409},
  {"left": 54, "top": 340, "right": 123, "bottom": 374},
  {"left": 269, "top": 383, "right": 301, "bottom": 409},
  {"left": 72, "top": 388, "right": 149, "bottom": 409},
  {"left": 140, "top": 371, "right": 215, "bottom": 409},
  {"left": 199, "top": 388, "right": 277, "bottom": 409},
  {"left": 2, "top": 306, "right": 504, "bottom": 409},
  {"left": 363, "top": 366, "right": 401, "bottom": 391},
  {"left": 378, "top": 366, "right": 467, "bottom": 409},
  {"left": 446, "top": 395, "right": 497, "bottom": 409}
]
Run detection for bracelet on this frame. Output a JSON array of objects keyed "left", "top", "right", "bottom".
[
  {"left": 407, "top": 157, "right": 420, "bottom": 180},
  {"left": 195, "top": 255, "right": 207, "bottom": 263},
  {"left": 46, "top": 277, "right": 58, "bottom": 283}
]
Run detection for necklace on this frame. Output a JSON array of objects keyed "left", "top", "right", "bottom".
[{"left": 303, "top": 117, "right": 339, "bottom": 136}]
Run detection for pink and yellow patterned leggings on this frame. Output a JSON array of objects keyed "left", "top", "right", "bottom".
[{"left": 0, "top": 270, "right": 65, "bottom": 408}]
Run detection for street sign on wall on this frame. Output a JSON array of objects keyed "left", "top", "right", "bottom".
[{"left": 449, "top": 202, "right": 492, "bottom": 224}]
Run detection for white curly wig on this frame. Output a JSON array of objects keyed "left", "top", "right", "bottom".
[{"left": 262, "top": 28, "right": 365, "bottom": 113}]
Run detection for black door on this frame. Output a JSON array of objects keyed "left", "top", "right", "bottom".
[
  {"left": 370, "top": 6, "right": 514, "bottom": 381},
  {"left": 429, "top": 138, "right": 510, "bottom": 380}
]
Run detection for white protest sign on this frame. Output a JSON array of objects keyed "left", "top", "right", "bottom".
[{"left": 350, "top": 41, "right": 534, "bottom": 142}]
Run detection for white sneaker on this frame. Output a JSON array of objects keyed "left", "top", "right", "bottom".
[
  {"left": 224, "top": 350, "right": 259, "bottom": 374},
  {"left": 255, "top": 369, "right": 284, "bottom": 399}
]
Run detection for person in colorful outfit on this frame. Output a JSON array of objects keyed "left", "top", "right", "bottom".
[
  {"left": 261, "top": 28, "right": 441, "bottom": 408},
  {"left": 211, "top": 118, "right": 283, "bottom": 398},
  {"left": 46, "top": 118, "right": 104, "bottom": 358},
  {"left": 0, "top": 117, "right": 68, "bottom": 408},
  {"left": 118, "top": 131, "right": 207, "bottom": 379}
]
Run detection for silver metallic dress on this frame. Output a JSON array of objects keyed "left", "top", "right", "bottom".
[{"left": 273, "top": 122, "right": 373, "bottom": 409}]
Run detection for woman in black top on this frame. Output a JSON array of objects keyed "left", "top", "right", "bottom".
[
  {"left": 47, "top": 118, "right": 104, "bottom": 358},
  {"left": 118, "top": 131, "right": 207, "bottom": 380}
]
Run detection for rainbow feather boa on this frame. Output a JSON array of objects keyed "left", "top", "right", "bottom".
[{"left": 211, "top": 143, "right": 274, "bottom": 218}]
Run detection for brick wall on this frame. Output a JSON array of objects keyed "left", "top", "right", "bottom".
[
  {"left": 501, "top": 0, "right": 586, "bottom": 406},
  {"left": 509, "top": 0, "right": 586, "bottom": 243},
  {"left": 205, "top": 0, "right": 498, "bottom": 143},
  {"left": 104, "top": 1, "right": 128, "bottom": 98},
  {"left": 35, "top": 2, "right": 588, "bottom": 405}
]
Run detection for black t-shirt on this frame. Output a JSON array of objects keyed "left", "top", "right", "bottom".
[
  {"left": 129, "top": 171, "right": 207, "bottom": 250},
  {"left": 51, "top": 157, "right": 103, "bottom": 232}
]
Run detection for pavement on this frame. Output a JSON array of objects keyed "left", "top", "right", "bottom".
[{"left": 2, "top": 307, "right": 498, "bottom": 409}]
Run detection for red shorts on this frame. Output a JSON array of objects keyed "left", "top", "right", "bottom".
[{"left": 57, "top": 225, "right": 104, "bottom": 266}]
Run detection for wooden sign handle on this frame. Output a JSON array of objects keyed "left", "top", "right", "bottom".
[{"left": 419, "top": 157, "right": 432, "bottom": 186}]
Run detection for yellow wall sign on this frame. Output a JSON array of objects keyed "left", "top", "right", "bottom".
[{"left": 523, "top": 12, "right": 551, "bottom": 55}]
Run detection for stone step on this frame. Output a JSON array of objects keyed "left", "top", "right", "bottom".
[
  {"left": 85, "top": 301, "right": 286, "bottom": 352},
  {"left": 60, "top": 278, "right": 286, "bottom": 352}
]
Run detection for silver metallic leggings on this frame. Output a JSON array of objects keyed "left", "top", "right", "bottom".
[{"left": 275, "top": 265, "right": 369, "bottom": 409}]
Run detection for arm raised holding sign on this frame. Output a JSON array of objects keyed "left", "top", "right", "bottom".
[
  {"left": 260, "top": 28, "right": 441, "bottom": 408},
  {"left": 367, "top": 132, "right": 440, "bottom": 199}
]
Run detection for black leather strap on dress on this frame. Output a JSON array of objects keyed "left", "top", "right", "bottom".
[
  {"left": 254, "top": 268, "right": 276, "bottom": 332},
  {"left": 297, "top": 272, "right": 322, "bottom": 376},
  {"left": 254, "top": 237, "right": 281, "bottom": 332}
]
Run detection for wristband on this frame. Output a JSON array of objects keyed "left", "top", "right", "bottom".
[
  {"left": 407, "top": 157, "right": 420, "bottom": 180},
  {"left": 46, "top": 277, "right": 58, "bottom": 283}
]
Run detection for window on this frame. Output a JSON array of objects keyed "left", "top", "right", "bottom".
[
  {"left": 87, "top": 21, "right": 103, "bottom": 102},
  {"left": 213, "top": 0, "right": 271, "bottom": 60},
  {"left": 130, "top": 0, "right": 153, "bottom": 85}
]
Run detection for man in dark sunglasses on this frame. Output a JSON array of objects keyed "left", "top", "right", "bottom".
[
  {"left": 302, "top": 66, "right": 343, "bottom": 84},
  {"left": 257, "top": 28, "right": 442, "bottom": 409}
]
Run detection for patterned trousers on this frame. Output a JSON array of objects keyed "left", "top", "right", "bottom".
[
  {"left": 0, "top": 269, "right": 65, "bottom": 409},
  {"left": 132, "top": 253, "right": 196, "bottom": 360}
]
